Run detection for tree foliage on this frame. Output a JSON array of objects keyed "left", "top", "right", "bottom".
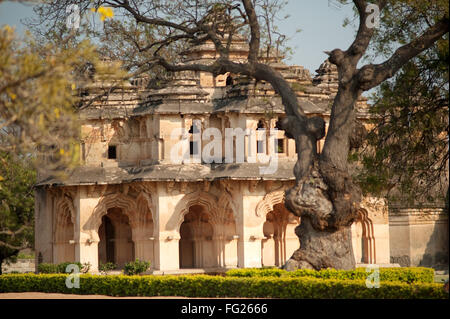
[
  {"left": 358, "top": 41, "right": 449, "bottom": 205},
  {"left": 0, "top": 22, "right": 129, "bottom": 170},
  {"left": 352, "top": 0, "right": 449, "bottom": 206},
  {"left": 0, "top": 13, "right": 126, "bottom": 272},
  {"left": 0, "top": 151, "right": 36, "bottom": 274}
]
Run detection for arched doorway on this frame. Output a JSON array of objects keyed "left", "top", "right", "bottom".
[
  {"left": 98, "top": 207, "right": 135, "bottom": 268},
  {"left": 351, "top": 210, "right": 376, "bottom": 264},
  {"left": 179, "top": 205, "right": 215, "bottom": 269},
  {"left": 54, "top": 211, "right": 75, "bottom": 263},
  {"left": 261, "top": 203, "right": 299, "bottom": 267}
]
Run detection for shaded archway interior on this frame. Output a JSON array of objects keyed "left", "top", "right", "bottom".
[
  {"left": 261, "top": 203, "right": 299, "bottom": 267},
  {"left": 98, "top": 207, "right": 135, "bottom": 268}
]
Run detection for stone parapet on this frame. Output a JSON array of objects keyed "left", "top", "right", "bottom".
[{"left": 1, "top": 259, "right": 36, "bottom": 273}]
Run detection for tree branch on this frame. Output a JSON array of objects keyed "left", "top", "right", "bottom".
[
  {"left": 357, "top": 17, "right": 449, "bottom": 90},
  {"left": 0, "top": 240, "right": 29, "bottom": 251},
  {"left": 346, "top": 0, "right": 372, "bottom": 59},
  {"left": 118, "top": 1, "right": 199, "bottom": 34},
  {"left": 0, "top": 226, "right": 29, "bottom": 236},
  {"left": 242, "top": 0, "right": 260, "bottom": 62}
]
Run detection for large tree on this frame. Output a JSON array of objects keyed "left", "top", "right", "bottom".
[
  {"left": 357, "top": 26, "right": 449, "bottom": 207},
  {"left": 0, "top": 151, "right": 35, "bottom": 275},
  {"left": 29, "top": 0, "right": 449, "bottom": 270},
  {"left": 0, "top": 10, "right": 127, "bottom": 271},
  {"left": 0, "top": 24, "right": 107, "bottom": 171}
]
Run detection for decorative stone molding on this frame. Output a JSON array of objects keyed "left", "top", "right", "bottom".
[
  {"left": 389, "top": 208, "right": 447, "bottom": 226},
  {"left": 264, "top": 180, "right": 274, "bottom": 193},
  {"left": 166, "top": 181, "right": 175, "bottom": 194},
  {"left": 131, "top": 181, "right": 156, "bottom": 196},
  {"left": 53, "top": 190, "right": 76, "bottom": 245},
  {"left": 219, "top": 179, "right": 237, "bottom": 194},
  {"left": 170, "top": 190, "right": 219, "bottom": 232},
  {"left": 53, "top": 190, "right": 76, "bottom": 225},
  {"left": 203, "top": 181, "right": 211, "bottom": 192},
  {"left": 85, "top": 188, "right": 155, "bottom": 242},
  {"left": 217, "top": 191, "right": 238, "bottom": 224},
  {"left": 180, "top": 182, "right": 188, "bottom": 193},
  {"left": 255, "top": 188, "right": 286, "bottom": 218},
  {"left": 88, "top": 193, "right": 137, "bottom": 235},
  {"left": 248, "top": 180, "right": 259, "bottom": 193},
  {"left": 360, "top": 196, "right": 389, "bottom": 224},
  {"left": 355, "top": 208, "right": 376, "bottom": 264}
]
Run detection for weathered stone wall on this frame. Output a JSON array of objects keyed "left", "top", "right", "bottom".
[
  {"left": 389, "top": 208, "right": 449, "bottom": 270},
  {"left": 1, "top": 259, "right": 35, "bottom": 273}
]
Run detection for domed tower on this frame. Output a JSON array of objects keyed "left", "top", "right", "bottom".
[
  {"left": 180, "top": 34, "right": 250, "bottom": 99},
  {"left": 312, "top": 58, "right": 339, "bottom": 96}
]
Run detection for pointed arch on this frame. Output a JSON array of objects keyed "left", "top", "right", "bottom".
[
  {"left": 169, "top": 190, "right": 219, "bottom": 232},
  {"left": 54, "top": 193, "right": 75, "bottom": 225},
  {"left": 357, "top": 208, "right": 376, "bottom": 264},
  {"left": 135, "top": 191, "right": 155, "bottom": 228},
  {"left": 53, "top": 192, "right": 76, "bottom": 262},
  {"left": 85, "top": 193, "right": 137, "bottom": 241},
  {"left": 215, "top": 191, "right": 238, "bottom": 224},
  {"left": 54, "top": 193, "right": 75, "bottom": 242},
  {"left": 255, "top": 188, "right": 286, "bottom": 218}
]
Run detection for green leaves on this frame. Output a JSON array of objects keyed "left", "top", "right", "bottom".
[
  {"left": 0, "top": 151, "right": 35, "bottom": 271},
  {"left": 225, "top": 267, "right": 435, "bottom": 284},
  {"left": 358, "top": 39, "right": 448, "bottom": 205},
  {"left": 123, "top": 259, "right": 151, "bottom": 275},
  {"left": 0, "top": 272, "right": 447, "bottom": 299}
]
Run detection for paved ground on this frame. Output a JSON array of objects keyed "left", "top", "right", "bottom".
[
  {"left": 435, "top": 274, "right": 449, "bottom": 283},
  {"left": 0, "top": 292, "right": 189, "bottom": 299}
]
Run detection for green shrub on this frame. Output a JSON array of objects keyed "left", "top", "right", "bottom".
[
  {"left": 17, "top": 253, "right": 35, "bottom": 260},
  {"left": 0, "top": 274, "right": 447, "bottom": 299},
  {"left": 37, "top": 263, "right": 60, "bottom": 274},
  {"left": 99, "top": 262, "right": 117, "bottom": 275},
  {"left": 225, "top": 267, "right": 434, "bottom": 284},
  {"left": 37, "top": 262, "right": 91, "bottom": 274},
  {"left": 226, "top": 268, "right": 284, "bottom": 277},
  {"left": 123, "top": 259, "right": 150, "bottom": 276}
]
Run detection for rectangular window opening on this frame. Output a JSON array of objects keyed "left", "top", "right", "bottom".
[
  {"left": 257, "top": 140, "right": 265, "bottom": 154},
  {"left": 108, "top": 145, "right": 117, "bottom": 159},
  {"left": 190, "top": 141, "right": 199, "bottom": 156},
  {"left": 277, "top": 139, "right": 285, "bottom": 154}
]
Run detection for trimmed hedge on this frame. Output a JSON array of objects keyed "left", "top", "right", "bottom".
[
  {"left": 225, "top": 267, "right": 435, "bottom": 284},
  {"left": 37, "top": 262, "right": 90, "bottom": 274},
  {"left": 0, "top": 273, "right": 447, "bottom": 299}
]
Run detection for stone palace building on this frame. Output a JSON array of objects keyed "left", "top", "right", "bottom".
[{"left": 34, "top": 36, "right": 448, "bottom": 273}]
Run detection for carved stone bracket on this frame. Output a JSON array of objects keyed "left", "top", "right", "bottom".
[
  {"left": 248, "top": 180, "right": 259, "bottom": 193},
  {"left": 166, "top": 181, "right": 175, "bottom": 194}
]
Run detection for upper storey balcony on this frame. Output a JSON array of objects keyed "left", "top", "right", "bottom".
[{"left": 36, "top": 33, "right": 370, "bottom": 186}]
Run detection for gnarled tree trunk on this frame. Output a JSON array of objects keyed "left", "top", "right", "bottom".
[{"left": 282, "top": 86, "right": 364, "bottom": 270}]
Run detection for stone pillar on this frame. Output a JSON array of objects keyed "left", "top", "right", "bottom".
[
  {"left": 213, "top": 235, "right": 224, "bottom": 268},
  {"left": 285, "top": 222, "right": 300, "bottom": 263},
  {"left": 373, "top": 223, "right": 390, "bottom": 264},
  {"left": 224, "top": 236, "right": 239, "bottom": 268},
  {"left": 152, "top": 183, "right": 183, "bottom": 271},
  {"left": 240, "top": 237, "right": 263, "bottom": 268},
  {"left": 237, "top": 187, "right": 265, "bottom": 268},
  {"left": 34, "top": 187, "right": 54, "bottom": 270},
  {"left": 133, "top": 237, "right": 154, "bottom": 264},
  {"left": 132, "top": 225, "right": 155, "bottom": 266},
  {"left": 155, "top": 232, "right": 180, "bottom": 270},
  {"left": 74, "top": 186, "right": 102, "bottom": 272},
  {"left": 261, "top": 235, "right": 275, "bottom": 267},
  {"left": 76, "top": 237, "right": 99, "bottom": 271}
]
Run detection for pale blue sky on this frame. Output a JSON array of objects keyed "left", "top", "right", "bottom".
[{"left": 0, "top": 0, "right": 357, "bottom": 74}]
